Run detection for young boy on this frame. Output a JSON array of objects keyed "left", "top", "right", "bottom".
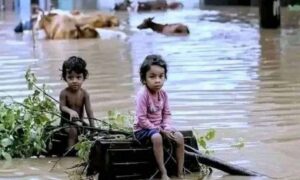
[{"left": 59, "top": 56, "right": 95, "bottom": 150}]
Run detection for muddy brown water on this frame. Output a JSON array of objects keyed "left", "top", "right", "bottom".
[{"left": 1, "top": 6, "right": 300, "bottom": 180}]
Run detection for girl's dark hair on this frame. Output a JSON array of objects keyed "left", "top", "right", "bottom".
[
  {"left": 139, "top": 54, "right": 168, "bottom": 84},
  {"left": 61, "top": 56, "right": 88, "bottom": 81}
]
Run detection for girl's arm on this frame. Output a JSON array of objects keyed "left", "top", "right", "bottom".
[
  {"left": 136, "top": 92, "right": 156, "bottom": 129},
  {"left": 161, "top": 92, "right": 172, "bottom": 131},
  {"left": 59, "top": 90, "right": 79, "bottom": 120},
  {"left": 84, "top": 91, "right": 95, "bottom": 127}
]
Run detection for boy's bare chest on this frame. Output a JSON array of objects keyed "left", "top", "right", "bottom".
[{"left": 66, "top": 92, "right": 85, "bottom": 108}]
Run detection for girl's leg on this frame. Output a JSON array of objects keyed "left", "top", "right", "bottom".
[
  {"left": 173, "top": 132, "right": 185, "bottom": 178},
  {"left": 151, "top": 133, "right": 170, "bottom": 180}
]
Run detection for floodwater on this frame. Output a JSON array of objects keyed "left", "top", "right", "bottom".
[{"left": 1, "top": 6, "right": 300, "bottom": 180}]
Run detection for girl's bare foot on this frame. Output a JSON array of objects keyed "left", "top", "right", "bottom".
[
  {"left": 177, "top": 174, "right": 184, "bottom": 179},
  {"left": 161, "top": 174, "right": 170, "bottom": 180}
]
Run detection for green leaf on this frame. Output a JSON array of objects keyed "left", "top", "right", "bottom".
[
  {"left": 2, "top": 151, "right": 12, "bottom": 161},
  {"left": 1, "top": 138, "right": 12, "bottom": 148},
  {"left": 198, "top": 138, "right": 207, "bottom": 149},
  {"left": 193, "top": 129, "right": 216, "bottom": 154},
  {"left": 205, "top": 129, "right": 215, "bottom": 141},
  {"left": 231, "top": 138, "right": 245, "bottom": 149},
  {"left": 0, "top": 124, "right": 5, "bottom": 131},
  {"left": 25, "top": 68, "right": 37, "bottom": 90},
  {"left": 33, "top": 90, "right": 40, "bottom": 97}
]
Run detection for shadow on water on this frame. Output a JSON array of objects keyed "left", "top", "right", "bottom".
[{"left": 1, "top": 6, "right": 300, "bottom": 179}]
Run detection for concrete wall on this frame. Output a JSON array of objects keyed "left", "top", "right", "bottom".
[
  {"left": 57, "top": 0, "right": 99, "bottom": 10},
  {"left": 75, "top": 0, "right": 98, "bottom": 10},
  {"left": 19, "top": 0, "right": 31, "bottom": 21},
  {"left": 5, "top": 0, "right": 13, "bottom": 10},
  {"left": 58, "top": 0, "right": 74, "bottom": 10},
  {"left": 0, "top": 0, "right": 15, "bottom": 11}
]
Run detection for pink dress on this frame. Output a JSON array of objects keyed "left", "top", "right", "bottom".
[{"left": 134, "top": 87, "right": 174, "bottom": 132}]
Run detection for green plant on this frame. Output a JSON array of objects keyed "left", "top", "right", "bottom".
[
  {"left": 0, "top": 69, "right": 59, "bottom": 160},
  {"left": 193, "top": 129, "right": 216, "bottom": 155},
  {"left": 106, "top": 110, "right": 134, "bottom": 133},
  {"left": 192, "top": 129, "right": 216, "bottom": 178},
  {"left": 74, "top": 135, "right": 93, "bottom": 162},
  {"left": 73, "top": 110, "right": 133, "bottom": 162},
  {"left": 231, "top": 137, "right": 245, "bottom": 149}
]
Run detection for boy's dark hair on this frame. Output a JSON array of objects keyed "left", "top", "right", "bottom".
[
  {"left": 139, "top": 54, "right": 168, "bottom": 84},
  {"left": 62, "top": 56, "right": 88, "bottom": 81}
]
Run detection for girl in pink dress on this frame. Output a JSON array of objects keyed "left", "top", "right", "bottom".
[{"left": 134, "top": 54, "right": 184, "bottom": 180}]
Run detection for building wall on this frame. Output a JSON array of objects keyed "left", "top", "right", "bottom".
[{"left": 0, "top": 0, "right": 14, "bottom": 10}]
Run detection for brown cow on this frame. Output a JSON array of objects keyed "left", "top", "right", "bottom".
[
  {"left": 137, "top": 1, "right": 184, "bottom": 11},
  {"left": 47, "top": 8, "right": 120, "bottom": 28},
  {"left": 137, "top": 17, "right": 189, "bottom": 35},
  {"left": 137, "top": 0, "right": 168, "bottom": 11},
  {"left": 168, "top": 2, "right": 184, "bottom": 9},
  {"left": 34, "top": 12, "right": 99, "bottom": 39},
  {"left": 72, "top": 13, "right": 120, "bottom": 28},
  {"left": 78, "top": 24, "right": 99, "bottom": 39},
  {"left": 115, "top": 0, "right": 184, "bottom": 11}
]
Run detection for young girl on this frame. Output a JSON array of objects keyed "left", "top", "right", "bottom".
[
  {"left": 134, "top": 54, "right": 185, "bottom": 180},
  {"left": 59, "top": 56, "right": 95, "bottom": 150}
]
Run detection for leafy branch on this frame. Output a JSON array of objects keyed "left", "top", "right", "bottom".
[
  {"left": 193, "top": 129, "right": 216, "bottom": 155},
  {"left": 0, "top": 69, "right": 59, "bottom": 160}
]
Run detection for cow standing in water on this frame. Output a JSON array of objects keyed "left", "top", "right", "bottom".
[
  {"left": 137, "top": 0, "right": 184, "bottom": 11},
  {"left": 137, "top": 17, "right": 189, "bottom": 35},
  {"left": 114, "top": 0, "right": 183, "bottom": 11},
  {"left": 137, "top": 0, "right": 168, "bottom": 11},
  {"left": 34, "top": 12, "right": 99, "bottom": 39},
  {"left": 72, "top": 13, "right": 120, "bottom": 28},
  {"left": 168, "top": 2, "right": 184, "bottom": 9}
]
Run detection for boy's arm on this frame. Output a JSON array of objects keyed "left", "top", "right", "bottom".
[
  {"left": 136, "top": 92, "right": 156, "bottom": 129},
  {"left": 161, "top": 92, "right": 172, "bottom": 131},
  {"left": 84, "top": 91, "right": 95, "bottom": 127},
  {"left": 59, "top": 90, "right": 78, "bottom": 121}
]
